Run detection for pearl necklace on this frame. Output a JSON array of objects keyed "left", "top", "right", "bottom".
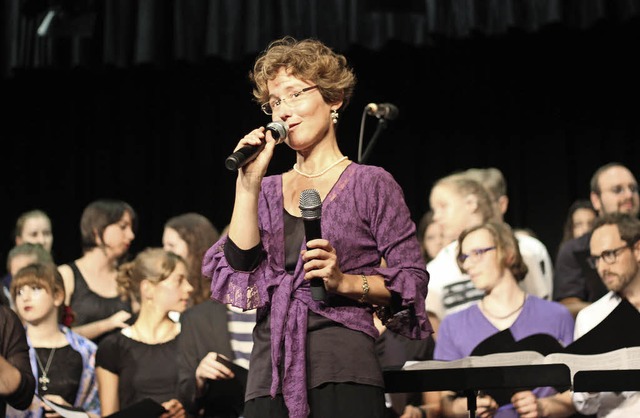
[{"left": 293, "top": 156, "right": 348, "bottom": 178}]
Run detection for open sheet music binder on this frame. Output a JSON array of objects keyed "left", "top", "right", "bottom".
[{"left": 384, "top": 363, "right": 571, "bottom": 418}]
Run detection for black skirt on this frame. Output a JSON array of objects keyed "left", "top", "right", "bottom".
[{"left": 243, "top": 382, "right": 386, "bottom": 418}]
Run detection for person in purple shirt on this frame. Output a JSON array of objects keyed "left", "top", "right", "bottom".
[
  {"left": 201, "top": 36, "right": 431, "bottom": 418},
  {"left": 434, "top": 221, "right": 576, "bottom": 418}
]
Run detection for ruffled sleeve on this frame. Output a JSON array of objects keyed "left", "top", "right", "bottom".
[{"left": 356, "top": 167, "right": 430, "bottom": 339}]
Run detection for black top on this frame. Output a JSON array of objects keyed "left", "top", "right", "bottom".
[
  {"left": 67, "top": 262, "right": 132, "bottom": 342},
  {"left": 35, "top": 345, "right": 83, "bottom": 404},
  {"left": 244, "top": 211, "right": 383, "bottom": 401},
  {"left": 0, "top": 305, "right": 36, "bottom": 416},
  {"left": 96, "top": 331, "right": 179, "bottom": 410},
  {"left": 177, "top": 300, "right": 244, "bottom": 418},
  {"left": 553, "top": 232, "right": 607, "bottom": 302}
]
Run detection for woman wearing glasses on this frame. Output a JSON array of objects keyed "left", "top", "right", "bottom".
[
  {"left": 202, "top": 36, "right": 430, "bottom": 418},
  {"left": 433, "top": 221, "right": 576, "bottom": 418}
]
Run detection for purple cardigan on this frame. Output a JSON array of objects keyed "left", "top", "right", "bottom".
[{"left": 202, "top": 163, "right": 431, "bottom": 418}]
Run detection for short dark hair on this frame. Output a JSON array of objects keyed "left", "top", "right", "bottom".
[
  {"left": 591, "top": 212, "right": 640, "bottom": 247},
  {"left": 80, "top": 199, "right": 137, "bottom": 251}
]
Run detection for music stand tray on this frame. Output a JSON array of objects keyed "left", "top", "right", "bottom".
[
  {"left": 384, "top": 363, "right": 571, "bottom": 417},
  {"left": 573, "top": 369, "right": 640, "bottom": 392}
]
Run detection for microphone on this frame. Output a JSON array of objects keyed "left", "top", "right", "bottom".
[
  {"left": 299, "top": 189, "right": 326, "bottom": 302},
  {"left": 365, "top": 102, "right": 399, "bottom": 121},
  {"left": 225, "top": 121, "right": 288, "bottom": 171}
]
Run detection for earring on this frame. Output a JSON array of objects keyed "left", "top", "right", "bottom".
[{"left": 331, "top": 109, "right": 339, "bottom": 124}]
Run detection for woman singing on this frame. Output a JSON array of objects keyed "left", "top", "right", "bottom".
[{"left": 202, "top": 36, "right": 431, "bottom": 418}]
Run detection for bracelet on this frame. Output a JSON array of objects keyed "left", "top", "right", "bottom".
[{"left": 358, "top": 274, "right": 369, "bottom": 303}]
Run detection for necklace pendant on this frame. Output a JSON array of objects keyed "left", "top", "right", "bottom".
[{"left": 39, "top": 374, "right": 49, "bottom": 391}]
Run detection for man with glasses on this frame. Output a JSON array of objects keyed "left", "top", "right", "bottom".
[
  {"left": 572, "top": 212, "right": 640, "bottom": 416},
  {"left": 554, "top": 163, "right": 640, "bottom": 317}
]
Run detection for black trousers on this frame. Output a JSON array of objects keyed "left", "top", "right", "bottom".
[{"left": 243, "top": 382, "right": 386, "bottom": 418}]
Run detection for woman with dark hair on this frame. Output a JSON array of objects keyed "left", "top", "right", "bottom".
[
  {"left": 58, "top": 199, "right": 137, "bottom": 343},
  {"left": 166, "top": 214, "right": 257, "bottom": 418},
  {"left": 561, "top": 199, "right": 597, "bottom": 243},
  {"left": 162, "top": 212, "right": 220, "bottom": 306}
]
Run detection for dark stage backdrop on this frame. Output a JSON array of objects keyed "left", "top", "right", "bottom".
[{"left": 2, "top": 7, "right": 640, "bottom": 270}]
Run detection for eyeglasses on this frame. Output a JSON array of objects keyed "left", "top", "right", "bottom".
[
  {"left": 457, "top": 246, "right": 496, "bottom": 264},
  {"left": 587, "top": 244, "right": 630, "bottom": 269},
  {"left": 261, "top": 85, "right": 319, "bottom": 115}
]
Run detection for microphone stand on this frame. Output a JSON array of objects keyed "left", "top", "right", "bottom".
[{"left": 358, "top": 118, "right": 388, "bottom": 164}]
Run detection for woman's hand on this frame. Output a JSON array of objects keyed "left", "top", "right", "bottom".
[
  {"left": 106, "top": 310, "right": 132, "bottom": 331},
  {"left": 227, "top": 126, "right": 281, "bottom": 249},
  {"left": 234, "top": 126, "right": 279, "bottom": 187},
  {"left": 160, "top": 398, "right": 186, "bottom": 418},
  {"left": 41, "top": 394, "right": 71, "bottom": 418},
  {"left": 195, "top": 352, "right": 235, "bottom": 389},
  {"left": 301, "top": 238, "right": 344, "bottom": 294}
]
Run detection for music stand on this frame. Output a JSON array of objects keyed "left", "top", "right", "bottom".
[
  {"left": 573, "top": 369, "right": 640, "bottom": 392},
  {"left": 384, "top": 363, "right": 571, "bottom": 418}
]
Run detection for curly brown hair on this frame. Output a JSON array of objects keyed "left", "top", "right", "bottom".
[
  {"left": 250, "top": 36, "right": 356, "bottom": 111},
  {"left": 116, "top": 248, "right": 186, "bottom": 304}
]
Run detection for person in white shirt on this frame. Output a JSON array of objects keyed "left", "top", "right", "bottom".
[
  {"left": 426, "top": 174, "right": 498, "bottom": 319},
  {"left": 463, "top": 167, "right": 554, "bottom": 300},
  {"left": 572, "top": 212, "right": 640, "bottom": 417}
]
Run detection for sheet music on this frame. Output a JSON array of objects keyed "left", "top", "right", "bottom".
[
  {"left": 404, "top": 347, "right": 640, "bottom": 384},
  {"left": 544, "top": 347, "right": 640, "bottom": 378},
  {"left": 37, "top": 395, "right": 89, "bottom": 418},
  {"left": 404, "top": 350, "right": 543, "bottom": 370}
]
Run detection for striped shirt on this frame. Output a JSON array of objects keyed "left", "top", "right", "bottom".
[{"left": 226, "top": 305, "right": 256, "bottom": 369}]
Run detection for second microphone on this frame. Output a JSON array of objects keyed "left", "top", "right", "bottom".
[
  {"left": 225, "top": 121, "right": 289, "bottom": 171},
  {"left": 299, "top": 188, "right": 326, "bottom": 302}
]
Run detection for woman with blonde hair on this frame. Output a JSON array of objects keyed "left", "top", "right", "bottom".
[
  {"left": 3, "top": 210, "right": 54, "bottom": 304},
  {"left": 95, "top": 248, "right": 193, "bottom": 417},
  {"left": 13, "top": 210, "right": 54, "bottom": 254},
  {"left": 426, "top": 174, "right": 498, "bottom": 320}
]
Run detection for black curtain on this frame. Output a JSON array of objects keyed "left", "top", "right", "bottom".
[{"left": 2, "top": 1, "right": 640, "bottom": 266}]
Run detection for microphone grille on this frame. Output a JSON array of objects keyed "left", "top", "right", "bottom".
[
  {"left": 382, "top": 103, "right": 399, "bottom": 120},
  {"left": 266, "top": 121, "right": 289, "bottom": 141},
  {"left": 299, "top": 189, "right": 322, "bottom": 219}
]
